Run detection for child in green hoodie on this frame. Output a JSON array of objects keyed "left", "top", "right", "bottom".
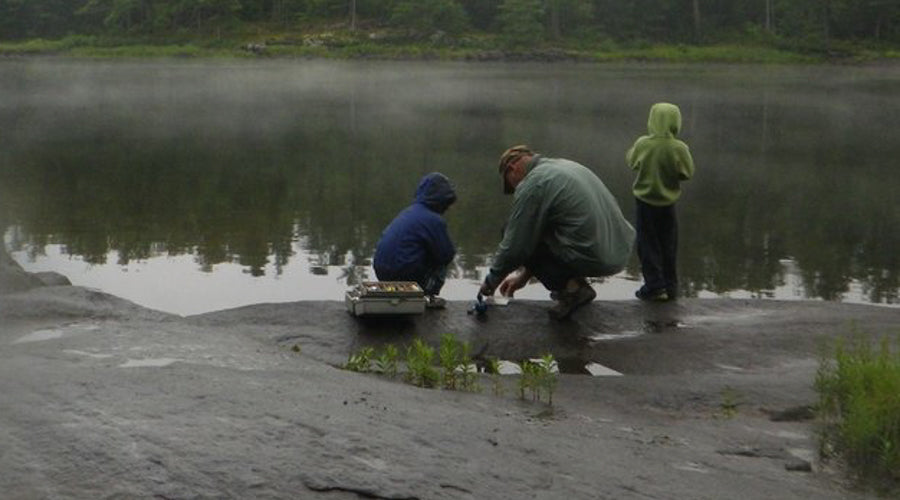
[{"left": 626, "top": 102, "right": 695, "bottom": 301}]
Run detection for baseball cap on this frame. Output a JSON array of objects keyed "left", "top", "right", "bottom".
[{"left": 497, "top": 145, "right": 532, "bottom": 194}]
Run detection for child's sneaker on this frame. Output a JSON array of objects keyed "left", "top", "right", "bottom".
[{"left": 635, "top": 288, "right": 669, "bottom": 302}]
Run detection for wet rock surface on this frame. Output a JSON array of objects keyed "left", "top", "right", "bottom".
[
  {"left": 2, "top": 284, "right": 898, "bottom": 499},
  {"left": 0, "top": 243, "right": 43, "bottom": 295}
]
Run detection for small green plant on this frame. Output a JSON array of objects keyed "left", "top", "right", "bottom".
[
  {"left": 436, "top": 333, "right": 480, "bottom": 392},
  {"left": 439, "top": 332, "right": 461, "bottom": 390},
  {"left": 406, "top": 339, "right": 439, "bottom": 388},
  {"left": 816, "top": 332, "right": 900, "bottom": 488},
  {"left": 374, "top": 344, "right": 399, "bottom": 378},
  {"left": 291, "top": 343, "right": 302, "bottom": 353},
  {"left": 517, "top": 360, "right": 533, "bottom": 400},
  {"left": 719, "top": 386, "right": 739, "bottom": 419},
  {"left": 345, "top": 346, "right": 375, "bottom": 373},
  {"left": 486, "top": 357, "right": 505, "bottom": 396},
  {"left": 518, "top": 355, "right": 558, "bottom": 405},
  {"left": 457, "top": 341, "right": 479, "bottom": 392},
  {"left": 518, "top": 359, "right": 543, "bottom": 402},
  {"left": 538, "top": 354, "right": 558, "bottom": 405}
]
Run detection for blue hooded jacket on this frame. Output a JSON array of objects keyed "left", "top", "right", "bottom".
[{"left": 373, "top": 173, "right": 457, "bottom": 282}]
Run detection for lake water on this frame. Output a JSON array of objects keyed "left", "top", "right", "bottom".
[{"left": 1, "top": 59, "right": 898, "bottom": 315}]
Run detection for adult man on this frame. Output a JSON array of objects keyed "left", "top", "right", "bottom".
[
  {"left": 479, "top": 146, "right": 635, "bottom": 319},
  {"left": 374, "top": 172, "right": 457, "bottom": 307}
]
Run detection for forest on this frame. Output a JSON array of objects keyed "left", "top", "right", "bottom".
[{"left": 1, "top": 0, "right": 899, "bottom": 56}]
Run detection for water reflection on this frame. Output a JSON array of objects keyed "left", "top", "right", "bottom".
[
  {"left": 1, "top": 60, "right": 898, "bottom": 313},
  {"left": 3, "top": 238, "right": 643, "bottom": 315}
]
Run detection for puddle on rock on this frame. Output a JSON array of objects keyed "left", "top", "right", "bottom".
[
  {"left": 585, "top": 322, "right": 686, "bottom": 342},
  {"left": 13, "top": 328, "right": 65, "bottom": 344},
  {"left": 586, "top": 330, "right": 645, "bottom": 342},
  {"left": 478, "top": 357, "right": 623, "bottom": 376},
  {"left": 119, "top": 358, "right": 179, "bottom": 368},
  {"left": 479, "top": 359, "right": 558, "bottom": 375},
  {"left": 672, "top": 462, "right": 710, "bottom": 474},
  {"left": 641, "top": 320, "right": 687, "bottom": 333},
  {"left": 63, "top": 349, "right": 114, "bottom": 359},
  {"left": 583, "top": 363, "right": 624, "bottom": 377},
  {"left": 686, "top": 311, "right": 768, "bottom": 324},
  {"left": 12, "top": 323, "right": 101, "bottom": 344},
  {"left": 558, "top": 358, "right": 623, "bottom": 376}
]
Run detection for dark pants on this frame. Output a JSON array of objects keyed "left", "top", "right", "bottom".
[
  {"left": 375, "top": 264, "right": 447, "bottom": 296},
  {"left": 635, "top": 199, "right": 678, "bottom": 296},
  {"left": 526, "top": 243, "right": 579, "bottom": 292}
]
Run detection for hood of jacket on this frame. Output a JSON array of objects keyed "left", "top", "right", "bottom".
[
  {"left": 647, "top": 102, "right": 682, "bottom": 138},
  {"left": 415, "top": 172, "right": 457, "bottom": 214}
]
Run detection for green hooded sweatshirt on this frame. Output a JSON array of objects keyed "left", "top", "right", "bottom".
[
  {"left": 487, "top": 156, "right": 635, "bottom": 284},
  {"left": 626, "top": 102, "right": 695, "bottom": 206}
]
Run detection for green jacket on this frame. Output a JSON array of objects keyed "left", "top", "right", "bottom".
[
  {"left": 626, "top": 102, "right": 695, "bottom": 206},
  {"left": 488, "top": 156, "right": 635, "bottom": 283}
]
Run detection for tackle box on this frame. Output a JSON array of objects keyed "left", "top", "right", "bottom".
[{"left": 345, "top": 281, "right": 426, "bottom": 316}]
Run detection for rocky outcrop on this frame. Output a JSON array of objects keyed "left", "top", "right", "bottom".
[
  {"left": 0, "top": 238, "right": 70, "bottom": 295},
  {"left": 0, "top": 242, "right": 41, "bottom": 295},
  {"left": 3, "top": 292, "right": 898, "bottom": 498}
]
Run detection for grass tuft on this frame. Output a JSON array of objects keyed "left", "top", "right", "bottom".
[
  {"left": 816, "top": 330, "right": 900, "bottom": 489},
  {"left": 517, "top": 355, "right": 558, "bottom": 405},
  {"left": 345, "top": 346, "right": 374, "bottom": 373},
  {"left": 405, "top": 338, "right": 439, "bottom": 388}
]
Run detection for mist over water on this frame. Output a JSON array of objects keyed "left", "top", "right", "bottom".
[{"left": 1, "top": 59, "right": 898, "bottom": 314}]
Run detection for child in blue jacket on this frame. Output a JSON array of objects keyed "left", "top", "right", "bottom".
[{"left": 373, "top": 172, "right": 457, "bottom": 304}]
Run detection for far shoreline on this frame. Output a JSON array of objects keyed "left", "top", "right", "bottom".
[{"left": 2, "top": 36, "right": 899, "bottom": 65}]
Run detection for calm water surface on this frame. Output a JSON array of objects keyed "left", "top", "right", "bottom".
[{"left": 1, "top": 59, "right": 898, "bottom": 315}]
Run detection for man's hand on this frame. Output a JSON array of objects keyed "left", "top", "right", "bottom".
[{"left": 498, "top": 268, "right": 531, "bottom": 298}]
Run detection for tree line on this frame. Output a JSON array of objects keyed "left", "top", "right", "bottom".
[{"left": 1, "top": 0, "right": 898, "bottom": 47}]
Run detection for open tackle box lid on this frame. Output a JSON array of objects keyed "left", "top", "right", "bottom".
[{"left": 354, "top": 281, "right": 424, "bottom": 298}]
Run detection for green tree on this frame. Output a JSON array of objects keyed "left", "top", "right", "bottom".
[
  {"left": 0, "top": 0, "right": 28, "bottom": 38},
  {"left": 162, "top": 0, "right": 242, "bottom": 31},
  {"left": 545, "top": 0, "right": 592, "bottom": 40},
  {"left": 691, "top": 0, "right": 700, "bottom": 41},
  {"left": 303, "top": 0, "right": 394, "bottom": 24},
  {"left": 305, "top": 0, "right": 347, "bottom": 19},
  {"left": 547, "top": 0, "right": 561, "bottom": 39},
  {"left": 79, "top": 0, "right": 151, "bottom": 31},
  {"left": 498, "top": 0, "right": 543, "bottom": 46},
  {"left": 349, "top": 0, "right": 356, "bottom": 29},
  {"left": 78, "top": 0, "right": 242, "bottom": 32},
  {"left": 0, "top": 0, "right": 77, "bottom": 38},
  {"left": 255, "top": 0, "right": 308, "bottom": 25},
  {"left": 390, "top": 0, "right": 469, "bottom": 35},
  {"left": 829, "top": 0, "right": 900, "bottom": 41},
  {"left": 591, "top": 0, "right": 674, "bottom": 42},
  {"left": 457, "top": 0, "right": 500, "bottom": 30}
]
